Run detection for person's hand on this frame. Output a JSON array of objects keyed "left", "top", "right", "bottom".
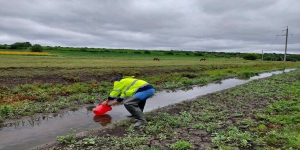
[
  {"left": 106, "top": 100, "right": 118, "bottom": 106},
  {"left": 101, "top": 100, "right": 109, "bottom": 106}
]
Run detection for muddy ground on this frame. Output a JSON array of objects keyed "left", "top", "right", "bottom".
[{"left": 0, "top": 67, "right": 192, "bottom": 88}]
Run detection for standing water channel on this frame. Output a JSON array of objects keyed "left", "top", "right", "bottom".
[{"left": 0, "top": 68, "right": 296, "bottom": 150}]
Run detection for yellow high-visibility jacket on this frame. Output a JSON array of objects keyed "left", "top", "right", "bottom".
[{"left": 109, "top": 77, "right": 149, "bottom": 100}]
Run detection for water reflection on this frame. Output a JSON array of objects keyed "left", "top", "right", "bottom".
[{"left": 93, "top": 114, "right": 112, "bottom": 126}]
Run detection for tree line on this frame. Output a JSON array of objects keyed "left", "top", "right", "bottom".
[
  {"left": 0, "top": 42, "right": 299, "bottom": 61},
  {"left": 0, "top": 42, "right": 43, "bottom": 52}
]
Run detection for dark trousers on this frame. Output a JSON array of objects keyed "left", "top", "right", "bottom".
[
  {"left": 124, "top": 97, "right": 146, "bottom": 121},
  {"left": 139, "top": 100, "right": 146, "bottom": 112}
]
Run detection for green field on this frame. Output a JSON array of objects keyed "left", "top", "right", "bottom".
[{"left": 0, "top": 49, "right": 299, "bottom": 122}]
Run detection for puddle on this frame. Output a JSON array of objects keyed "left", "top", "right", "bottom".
[{"left": 0, "top": 68, "right": 296, "bottom": 150}]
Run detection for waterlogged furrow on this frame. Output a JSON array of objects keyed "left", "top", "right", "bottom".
[{"left": 33, "top": 69, "right": 300, "bottom": 149}]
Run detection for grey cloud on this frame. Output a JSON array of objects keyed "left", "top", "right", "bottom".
[{"left": 0, "top": 0, "right": 299, "bottom": 54}]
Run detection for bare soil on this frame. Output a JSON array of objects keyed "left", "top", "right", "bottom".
[{"left": 0, "top": 66, "right": 191, "bottom": 88}]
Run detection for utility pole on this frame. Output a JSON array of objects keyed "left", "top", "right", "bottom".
[
  {"left": 276, "top": 26, "right": 293, "bottom": 62},
  {"left": 284, "top": 27, "right": 288, "bottom": 61},
  {"left": 262, "top": 50, "right": 263, "bottom": 61}
]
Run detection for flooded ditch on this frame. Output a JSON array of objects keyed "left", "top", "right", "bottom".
[{"left": 0, "top": 68, "right": 296, "bottom": 150}]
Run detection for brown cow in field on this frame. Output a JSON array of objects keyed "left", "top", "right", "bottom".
[
  {"left": 153, "top": 58, "right": 160, "bottom": 61},
  {"left": 200, "top": 58, "right": 206, "bottom": 61}
]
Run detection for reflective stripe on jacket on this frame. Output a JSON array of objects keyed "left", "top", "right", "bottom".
[{"left": 109, "top": 77, "right": 149, "bottom": 99}]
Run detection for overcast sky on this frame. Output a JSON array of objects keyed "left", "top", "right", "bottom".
[{"left": 0, "top": 0, "right": 299, "bottom": 54}]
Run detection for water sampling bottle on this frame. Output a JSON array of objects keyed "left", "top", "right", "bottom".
[{"left": 93, "top": 104, "right": 112, "bottom": 116}]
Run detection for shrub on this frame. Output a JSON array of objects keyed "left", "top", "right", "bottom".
[
  {"left": 164, "top": 51, "right": 174, "bottom": 55},
  {"left": 30, "top": 44, "right": 43, "bottom": 52},
  {"left": 9, "top": 42, "right": 32, "bottom": 49},
  {"left": 134, "top": 51, "right": 142, "bottom": 54},
  {"left": 80, "top": 48, "right": 87, "bottom": 52},
  {"left": 144, "top": 50, "right": 151, "bottom": 54},
  {"left": 0, "top": 105, "right": 13, "bottom": 116},
  {"left": 242, "top": 54, "right": 259, "bottom": 60},
  {"left": 194, "top": 52, "right": 203, "bottom": 56},
  {"left": 0, "top": 44, "right": 8, "bottom": 49}
]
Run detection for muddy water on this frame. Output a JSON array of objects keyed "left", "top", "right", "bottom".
[{"left": 0, "top": 68, "right": 296, "bottom": 150}]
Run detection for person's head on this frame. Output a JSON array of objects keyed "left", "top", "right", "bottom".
[{"left": 110, "top": 77, "right": 122, "bottom": 83}]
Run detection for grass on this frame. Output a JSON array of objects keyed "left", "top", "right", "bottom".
[{"left": 0, "top": 55, "right": 267, "bottom": 67}]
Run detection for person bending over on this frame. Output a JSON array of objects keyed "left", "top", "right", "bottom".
[{"left": 102, "top": 76, "right": 155, "bottom": 127}]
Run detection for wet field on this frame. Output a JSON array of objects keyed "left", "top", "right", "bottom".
[{"left": 0, "top": 69, "right": 295, "bottom": 150}]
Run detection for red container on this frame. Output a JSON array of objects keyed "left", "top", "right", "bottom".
[{"left": 93, "top": 104, "right": 112, "bottom": 116}]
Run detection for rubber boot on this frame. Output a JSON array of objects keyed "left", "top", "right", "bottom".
[
  {"left": 127, "top": 100, "right": 146, "bottom": 118},
  {"left": 134, "top": 120, "right": 147, "bottom": 127},
  {"left": 124, "top": 97, "right": 147, "bottom": 126}
]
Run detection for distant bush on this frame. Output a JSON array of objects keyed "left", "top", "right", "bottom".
[
  {"left": 242, "top": 54, "right": 258, "bottom": 60},
  {"left": 134, "top": 51, "right": 142, "bottom": 54},
  {"left": 164, "top": 51, "right": 174, "bottom": 55},
  {"left": 30, "top": 44, "right": 43, "bottom": 52},
  {"left": 80, "top": 48, "right": 87, "bottom": 52},
  {"left": 0, "top": 44, "right": 8, "bottom": 49},
  {"left": 194, "top": 52, "right": 203, "bottom": 56},
  {"left": 264, "top": 56, "right": 272, "bottom": 61},
  {"left": 144, "top": 50, "right": 151, "bottom": 54},
  {"left": 9, "top": 42, "right": 32, "bottom": 50}
]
